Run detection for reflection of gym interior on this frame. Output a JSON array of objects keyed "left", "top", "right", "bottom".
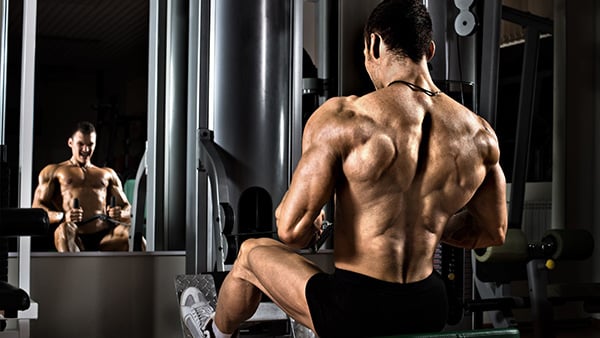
[{"left": 0, "top": 0, "right": 599, "bottom": 337}]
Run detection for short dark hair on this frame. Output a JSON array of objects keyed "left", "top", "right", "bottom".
[
  {"left": 71, "top": 121, "right": 96, "bottom": 137},
  {"left": 364, "top": 0, "right": 433, "bottom": 63}
]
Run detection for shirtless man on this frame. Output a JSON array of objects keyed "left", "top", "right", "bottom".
[
  {"left": 32, "top": 121, "right": 131, "bottom": 252},
  {"left": 180, "top": 1, "right": 508, "bottom": 337}
]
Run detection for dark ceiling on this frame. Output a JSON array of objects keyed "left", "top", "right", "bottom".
[{"left": 8, "top": 0, "right": 148, "bottom": 68}]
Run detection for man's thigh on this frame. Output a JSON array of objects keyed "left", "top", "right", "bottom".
[
  {"left": 242, "top": 238, "right": 322, "bottom": 331},
  {"left": 99, "top": 225, "right": 129, "bottom": 251}
]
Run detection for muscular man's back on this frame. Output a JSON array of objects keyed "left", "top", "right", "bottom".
[{"left": 308, "top": 85, "right": 502, "bottom": 284}]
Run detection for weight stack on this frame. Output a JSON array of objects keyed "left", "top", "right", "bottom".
[
  {"left": 434, "top": 243, "right": 472, "bottom": 326},
  {"left": 212, "top": 0, "right": 295, "bottom": 263}
]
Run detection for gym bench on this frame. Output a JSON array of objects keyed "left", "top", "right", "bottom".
[{"left": 376, "top": 327, "right": 520, "bottom": 337}]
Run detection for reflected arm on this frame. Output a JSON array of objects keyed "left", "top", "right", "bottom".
[
  {"left": 32, "top": 164, "right": 64, "bottom": 224},
  {"left": 106, "top": 168, "right": 131, "bottom": 223}
]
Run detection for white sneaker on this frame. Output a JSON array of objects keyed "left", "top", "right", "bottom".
[{"left": 180, "top": 286, "right": 214, "bottom": 338}]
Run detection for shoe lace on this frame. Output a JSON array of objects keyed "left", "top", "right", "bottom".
[{"left": 190, "top": 303, "right": 214, "bottom": 330}]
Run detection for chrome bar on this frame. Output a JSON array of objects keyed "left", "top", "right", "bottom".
[
  {"left": 164, "top": 0, "right": 188, "bottom": 250},
  {"left": 0, "top": 0, "right": 8, "bottom": 143},
  {"left": 146, "top": 0, "right": 162, "bottom": 251},
  {"left": 291, "top": 0, "right": 303, "bottom": 174}
]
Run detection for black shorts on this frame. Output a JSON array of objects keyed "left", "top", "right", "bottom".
[
  {"left": 78, "top": 228, "right": 112, "bottom": 251},
  {"left": 305, "top": 268, "right": 448, "bottom": 338}
]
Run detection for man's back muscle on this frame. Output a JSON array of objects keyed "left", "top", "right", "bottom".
[{"left": 319, "top": 87, "right": 500, "bottom": 283}]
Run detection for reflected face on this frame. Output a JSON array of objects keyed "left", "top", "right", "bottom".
[{"left": 68, "top": 131, "right": 96, "bottom": 166}]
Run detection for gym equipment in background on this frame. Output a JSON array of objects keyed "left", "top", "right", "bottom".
[
  {"left": 471, "top": 228, "right": 598, "bottom": 338},
  {"left": 0, "top": 208, "right": 50, "bottom": 326}
]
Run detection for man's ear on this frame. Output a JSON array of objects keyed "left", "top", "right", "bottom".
[
  {"left": 427, "top": 40, "right": 436, "bottom": 61},
  {"left": 370, "top": 33, "right": 382, "bottom": 59},
  {"left": 67, "top": 137, "right": 73, "bottom": 148}
]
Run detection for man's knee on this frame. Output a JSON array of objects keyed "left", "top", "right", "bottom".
[
  {"left": 53, "top": 224, "right": 64, "bottom": 242},
  {"left": 238, "top": 237, "right": 276, "bottom": 256},
  {"left": 236, "top": 237, "right": 279, "bottom": 267},
  {"left": 54, "top": 222, "right": 74, "bottom": 238},
  {"left": 99, "top": 237, "right": 128, "bottom": 251},
  {"left": 112, "top": 225, "right": 129, "bottom": 238}
]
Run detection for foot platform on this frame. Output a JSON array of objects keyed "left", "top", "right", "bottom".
[{"left": 175, "top": 273, "right": 299, "bottom": 337}]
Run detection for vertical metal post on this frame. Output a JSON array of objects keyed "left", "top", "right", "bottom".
[
  {"left": 18, "top": 0, "right": 37, "bottom": 290},
  {"left": 17, "top": 0, "right": 37, "bottom": 334},
  {"left": 508, "top": 27, "right": 540, "bottom": 230},
  {"left": 146, "top": 0, "right": 165, "bottom": 251},
  {"left": 500, "top": 6, "right": 552, "bottom": 230},
  {"left": 594, "top": 0, "right": 600, "bottom": 283},
  {"left": 316, "top": 0, "right": 329, "bottom": 104},
  {"left": 426, "top": 0, "right": 448, "bottom": 82},
  {"left": 552, "top": 0, "right": 565, "bottom": 230},
  {"left": 0, "top": 3, "right": 9, "bottom": 299},
  {"left": 290, "top": 0, "right": 303, "bottom": 174},
  {"left": 187, "top": 0, "right": 200, "bottom": 274},
  {"left": 0, "top": 0, "right": 7, "bottom": 144},
  {"left": 163, "top": 0, "right": 188, "bottom": 250},
  {"left": 478, "top": 0, "right": 501, "bottom": 127},
  {"left": 187, "top": 0, "right": 212, "bottom": 273}
]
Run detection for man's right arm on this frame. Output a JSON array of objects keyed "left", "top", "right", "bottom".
[
  {"left": 442, "top": 163, "right": 508, "bottom": 249},
  {"left": 275, "top": 100, "right": 342, "bottom": 249},
  {"left": 32, "top": 165, "right": 64, "bottom": 224}
]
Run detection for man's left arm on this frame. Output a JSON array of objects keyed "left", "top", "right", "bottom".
[
  {"left": 106, "top": 168, "right": 131, "bottom": 223},
  {"left": 442, "top": 163, "right": 507, "bottom": 249}
]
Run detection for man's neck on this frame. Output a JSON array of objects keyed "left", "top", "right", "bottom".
[
  {"left": 384, "top": 62, "right": 433, "bottom": 89},
  {"left": 69, "top": 158, "right": 91, "bottom": 169}
]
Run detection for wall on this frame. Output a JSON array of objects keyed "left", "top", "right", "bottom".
[
  {"left": 559, "top": 0, "right": 600, "bottom": 286},
  {"left": 7, "top": 253, "right": 185, "bottom": 338},
  {"left": 5, "top": 251, "right": 335, "bottom": 338}
]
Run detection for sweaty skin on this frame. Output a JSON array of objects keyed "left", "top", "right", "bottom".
[
  {"left": 211, "top": 33, "right": 507, "bottom": 335},
  {"left": 278, "top": 87, "right": 506, "bottom": 283},
  {"left": 32, "top": 130, "right": 131, "bottom": 252}
]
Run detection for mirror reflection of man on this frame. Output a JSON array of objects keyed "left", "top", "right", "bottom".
[{"left": 32, "top": 121, "right": 131, "bottom": 252}]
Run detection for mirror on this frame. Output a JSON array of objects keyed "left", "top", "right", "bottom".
[{"left": 5, "top": 0, "right": 149, "bottom": 252}]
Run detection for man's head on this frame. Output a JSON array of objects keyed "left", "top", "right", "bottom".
[
  {"left": 363, "top": 0, "right": 433, "bottom": 64},
  {"left": 68, "top": 121, "right": 97, "bottom": 166}
]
